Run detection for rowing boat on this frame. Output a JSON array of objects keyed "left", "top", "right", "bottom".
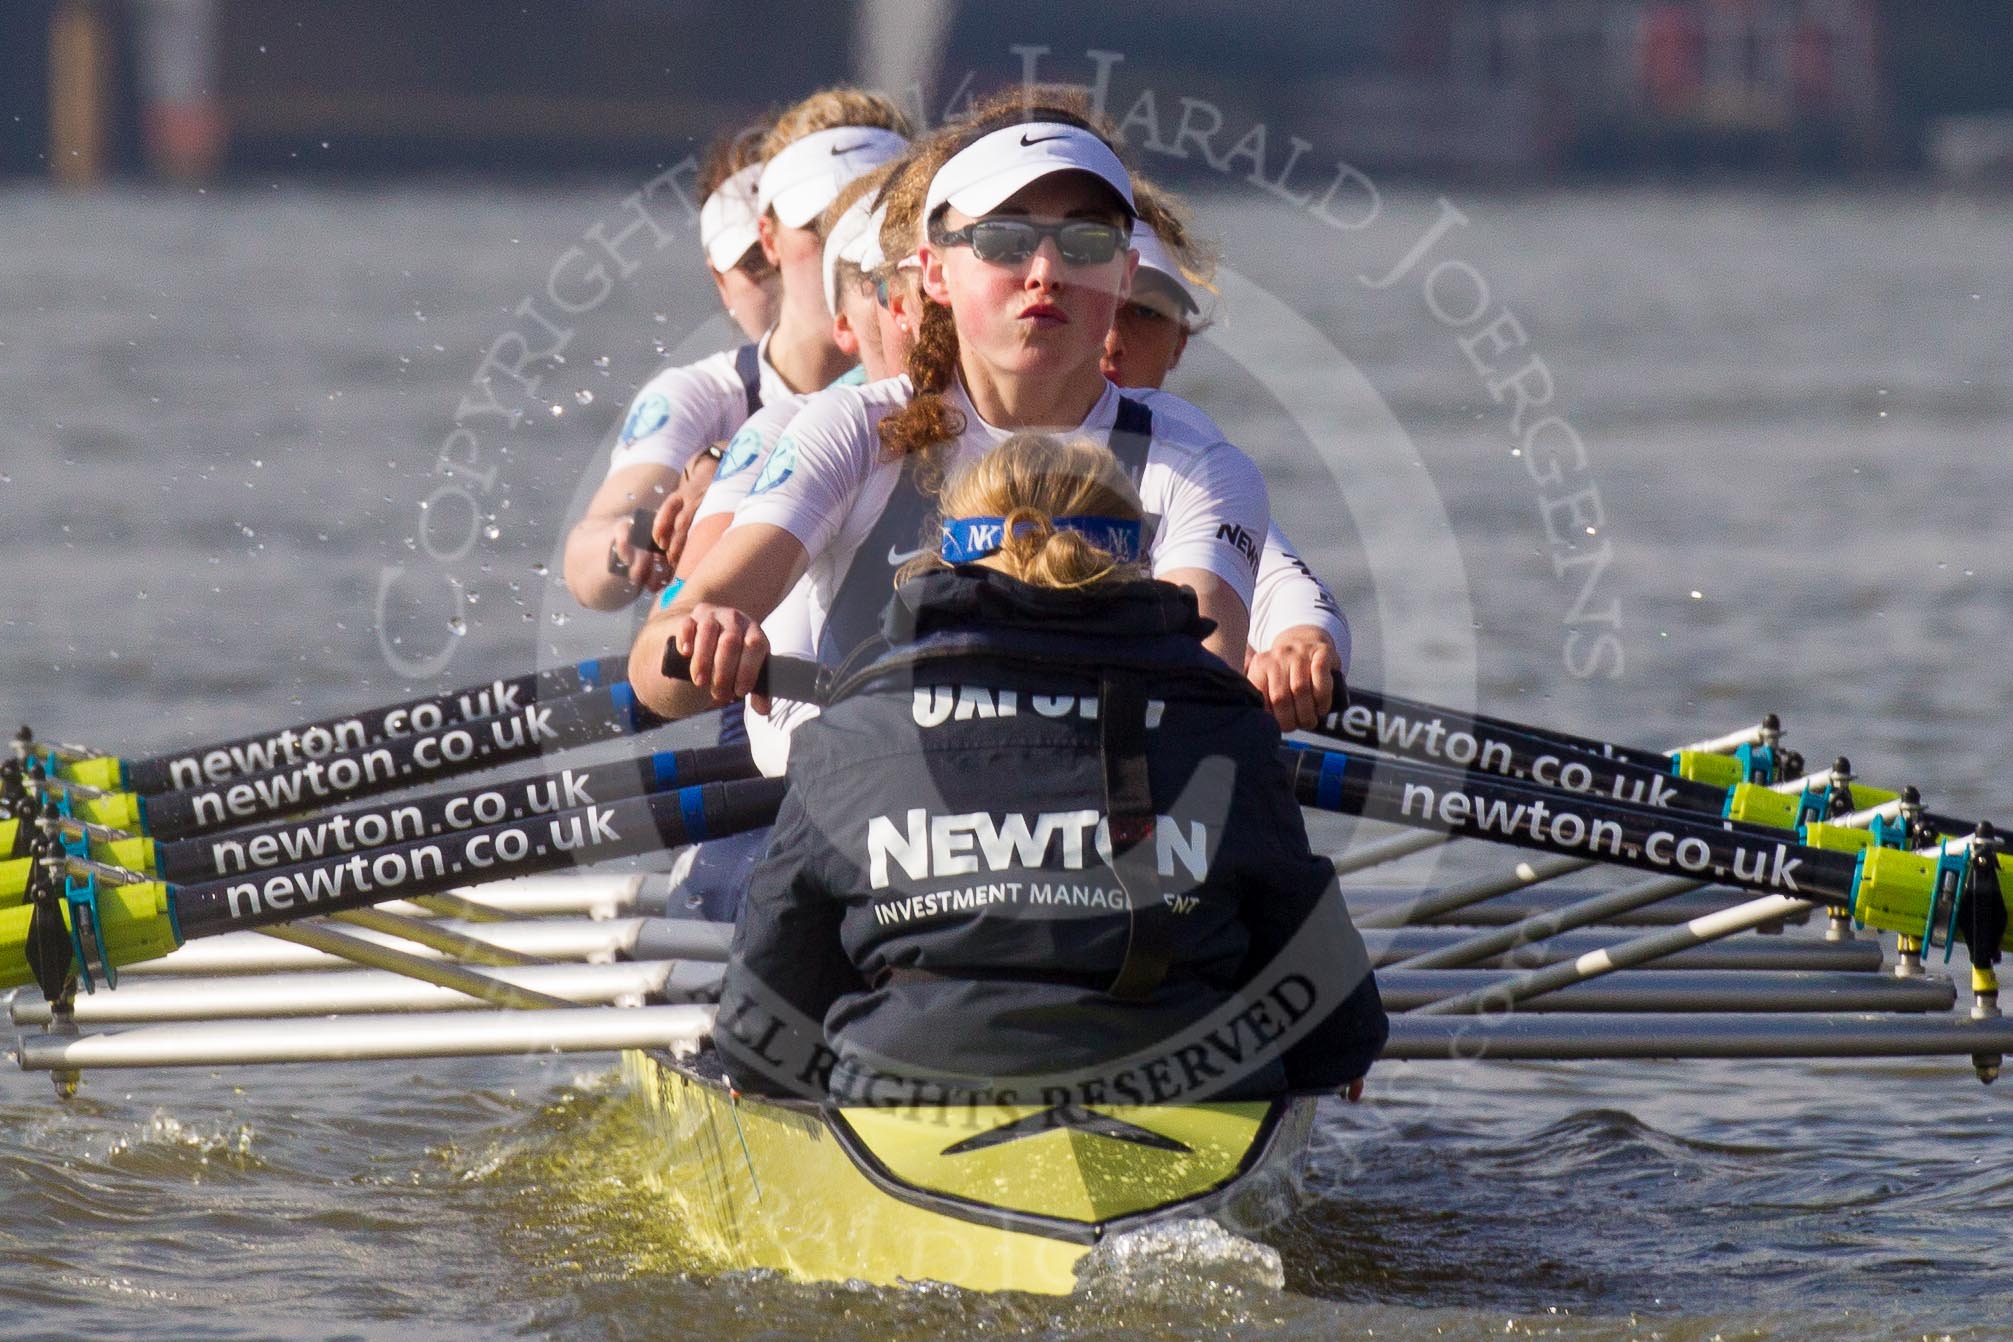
[
  {"left": 9, "top": 661, "right": 2013, "bottom": 1297},
  {"left": 620, "top": 1044, "right": 1316, "bottom": 1294}
]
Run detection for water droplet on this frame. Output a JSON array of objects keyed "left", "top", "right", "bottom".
[
  {"left": 447, "top": 616, "right": 467, "bottom": 637},
  {"left": 136, "top": 590, "right": 148, "bottom": 601},
  {"left": 251, "top": 459, "right": 263, "bottom": 468},
  {"left": 574, "top": 389, "right": 594, "bottom": 406},
  {"left": 483, "top": 523, "right": 502, "bottom": 541},
  {"left": 1689, "top": 590, "right": 1703, "bottom": 600},
  {"left": 529, "top": 562, "right": 548, "bottom": 576},
  {"left": 550, "top": 612, "right": 571, "bottom": 627},
  {"left": 549, "top": 404, "right": 564, "bottom": 417},
  {"left": 240, "top": 525, "right": 256, "bottom": 538},
  {"left": 653, "top": 313, "right": 668, "bottom": 325},
  {"left": 593, "top": 355, "right": 611, "bottom": 370}
]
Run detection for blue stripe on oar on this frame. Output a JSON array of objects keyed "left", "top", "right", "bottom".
[
  {"left": 650, "top": 751, "right": 682, "bottom": 790},
  {"left": 679, "top": 784, "right": 709, "bottom": 842},
  {"left": 576, "top": 657, "right": 602, "bottom": 688},
  {"left": 1318, "top": 751, "right": 1348, "bottom": 811}
]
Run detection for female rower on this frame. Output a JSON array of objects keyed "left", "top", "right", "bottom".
[
  {"left": 675, "top": 164, "right": 903, "bottom": 581},
  {"left": 1108, "top": 181, "right": 1351, "bottom": 731},
  {"left": 714, "top": 433, "right": 1387, "bottom": 1104},
  {"left": 562, "top": 89, "right": 910, "bottom": 611},
  {"left": 629, "top": 90, "right": 1272, "bottom": 720}
]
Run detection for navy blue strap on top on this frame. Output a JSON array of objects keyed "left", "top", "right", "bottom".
[
  {"left": 1108, "top": 395, "right": 1153, "bottom": 481},
  {"left": 734, "top": 342, "right": 763, "bottom": 417}
]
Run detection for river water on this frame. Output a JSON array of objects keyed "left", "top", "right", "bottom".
[{"left": 2, "top": 179, "right": 2010, "bottom": 1340}]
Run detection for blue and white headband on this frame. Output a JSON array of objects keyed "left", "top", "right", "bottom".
[{"left": 939, "top": 515, "right": 1143, "bottom": 565}]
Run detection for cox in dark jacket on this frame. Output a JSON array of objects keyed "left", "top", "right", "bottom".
[{"left": 716, "top": 567, "right": 1387, "bottom": 1107}]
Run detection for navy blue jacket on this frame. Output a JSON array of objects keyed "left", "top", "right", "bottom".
[{"left": 716, "top": 568, "right": 1386, "bottom": 1106}]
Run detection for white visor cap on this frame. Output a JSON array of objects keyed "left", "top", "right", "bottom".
[
  {"left": 1131, "top": 225, "right": 1202, "bottom": 316},
  {"left": 853, "top": 204, "right": 889, "bottom": 273},
  {"left": 924, "top": 122, "right": 1135, "bottom": 223},
  {"left": 758, "top": 127, "right": 908, "bottom": 229},
  {"left": 699, "top": 162, "right": 764, "bottom": 273},
  {"left": 821, "top": 197, "right": 879, "bottom": 318}
]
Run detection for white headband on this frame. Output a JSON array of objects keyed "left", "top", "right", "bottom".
[{"left": 757, "top": 126, "right": 908, "bottom": 229}]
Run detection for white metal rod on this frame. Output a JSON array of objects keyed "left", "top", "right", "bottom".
[
  {"left": 1344, "top": 883, "right": 1790, "bottom": 928},
  {"left": 124, "top": 917, "right": 654, "bottom": 977},
  {"left": 1375, "top": 968, "right": 1953, "bottom": 1014},
  {"left": 382, "top": 873, "right": 650, "bottom": 919},
  {"left": 1409, "top": 896, "right": 1821, "bottom": 1015},
  {"left": 1383, "top": 1012, "right": 2013, "bottom": 1061},
  {"left": 10, "top": 962, "right": 710, "bottom": 1024},
  {"left": 1369, "top": 925, "right": 1879, "bottom": 973},
  {"left": 13, "top": 1004, "right": 718, "bottom": 1070}
]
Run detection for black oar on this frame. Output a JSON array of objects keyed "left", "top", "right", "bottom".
[
  {"left": 1314, "top": 688, "right": 1767, "bottom": 810},
  {"left": 0, "top": 775, "right": 787, "bottom": 995},
  {"left": 1286, "top": 740, "right": 2009, "bottom": 965},
  {"left": 18, "top": 658, "right": 620, "bottom": 794},
  {"left": 44, "top": 683, "right": 670, "bottom": 842},
  {"left": 1, "top": 743, "right": 755, "bottom": 893}
]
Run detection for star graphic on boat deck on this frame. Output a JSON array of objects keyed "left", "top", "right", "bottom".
[{"left": 941, "top": 1104, "right": 1193, "bottom": 1156}]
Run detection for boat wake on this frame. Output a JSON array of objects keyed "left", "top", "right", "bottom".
[{"left": 1075, "top": 1218, "right": 1286, "bottom": 1296}]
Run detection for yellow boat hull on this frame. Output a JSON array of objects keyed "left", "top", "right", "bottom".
[{"left": 622, "top": 1048, "right": 1317, "bottom": 1294}]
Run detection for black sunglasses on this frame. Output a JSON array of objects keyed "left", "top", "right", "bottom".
[{"left": 928, "top": 216, "right": 1130, "bottom": 267}]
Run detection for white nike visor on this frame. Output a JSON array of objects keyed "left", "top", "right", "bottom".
[
  {"left": 924, "top": 122, "right": 1135, "bottom": 222},
  {"left": 758, "top": 126, "right": 909, "bottom": 229},
  {"left": 821, "top": 196, "right": 879, "bottom": 317},
  {"left": 699, "top": 162, "right": 764, "bottom": 273},
  {"left": 1131, "top": 224, "right": 1202, "bottom": 316}
]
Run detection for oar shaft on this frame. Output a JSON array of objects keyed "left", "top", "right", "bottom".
[
  {"left": 171, "top": 776, "right": 786, "bottom": 939},
  {"left": 149, "top": 744, "right": 752, "bottom": 883},
  {"left": 93, "top": 660, "right": 615, "bottom": 794},
  {"left": 1322, "top": 689, "right": 1734, "bottom": 806},
  {"left": 137, "top": 683, "right": 665, "bottom": 841},
  {"left": 1288, "top": 746, "right": 1865, "bottom": 907}
]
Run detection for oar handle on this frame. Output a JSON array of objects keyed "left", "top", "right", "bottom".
[
  {"left": 606, "top": 508, "right": 666, "bottom": 574},
  {"left": 659, "top": 646, "right": 824, "bottom": 704}
]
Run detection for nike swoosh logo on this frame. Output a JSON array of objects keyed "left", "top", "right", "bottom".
[
  {"left": 887, "top": 544, "right": 928, "bottom": 565},
  {"left": 1019, "top": 133, "right": 1068, "bottom": 147},
  {"left": 831, "top": 141, "right": 873, "bottom": 156}
]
